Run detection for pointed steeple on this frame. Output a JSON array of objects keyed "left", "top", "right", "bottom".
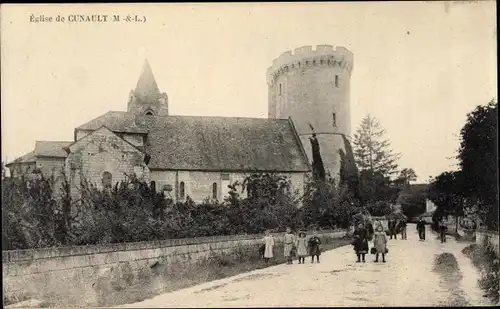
[
  {"left": 127, "top": 59, "right": 169, "bottom": 116},
  {"left": 135, "top": 59, "right": 160, "bottom": 102}
]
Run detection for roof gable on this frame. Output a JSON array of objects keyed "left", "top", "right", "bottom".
[
  {"left": 68, "top": 126, "right": 142, "bottom": 155},
  {"left": 75, "top": 111, "right": 150, "bottom": 133}
]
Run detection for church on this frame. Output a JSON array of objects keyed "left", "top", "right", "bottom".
[
  {"left": 7, "top": 45, "right": 354, "bottom": 203},
  {"left": 7, "top": 60, "right": 311, "bottom": 203}
]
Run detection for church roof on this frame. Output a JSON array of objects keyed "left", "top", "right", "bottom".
[
  {"left": 134, "top": 59, "right": 161, "bottom": 104},
  {"left": 34, "top": 141, "right": 72, "bottom": 157},
  {"left": 6, "top": 151, "right": 36, "bottom": 166},
  {"left": 76, "top": 111, "right": 150, "bottom": 133},
  {"left": 76, "top": 111, "right": 311, "bottom": 172},
  {"left": 6, "top": 141, "right": 73, "bottom": 167}
]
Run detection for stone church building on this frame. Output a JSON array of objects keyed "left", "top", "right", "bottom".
[{"left": 7, "top": 45, "right": 354, "bottom": 203}]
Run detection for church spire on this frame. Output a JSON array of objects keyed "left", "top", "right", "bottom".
[
  {"left": 127, "top": 59, "right": 169, "bottom": 116},
  {"left": 135, "top": 59, "right": 160, "bottom": 102}
]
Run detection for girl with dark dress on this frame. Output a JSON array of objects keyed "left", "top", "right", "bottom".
[
  {"left": 308, "top": 230, "right": 322, "bottom": 263},
  {"left": 353, "top": 223, "right": 369, "bottom": 262}
]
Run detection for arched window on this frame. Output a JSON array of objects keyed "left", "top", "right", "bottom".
[
  {"left": 212, "top": 182, "right": 217, "bottom": 199},
  {"left": 102, "top": 171, "right": 112, "bottom": 188},
  {"left": 144, "top": 109, "right": 155, "bottom": 116},
  {"left": 179, "top": 181, "right": 185, "bottom": 199},
  {"left": 332, "top": 112, "right": 337, "bottom": 127},
  {"left": 335, "top": 75, "right": 339, "bottom": 88},
  {"left": 150, "top": 181, "right": 156, "bottom": 192}
]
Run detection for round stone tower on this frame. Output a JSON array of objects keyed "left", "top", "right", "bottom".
[{"left": 267, "top": 44, "right": 354, "bottom": 180}]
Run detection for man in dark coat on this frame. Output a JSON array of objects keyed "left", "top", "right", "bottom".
[
  {"left": 400, "top": 219, "right": 407, "bottom": 240},
  {"left": 439, "top": 218, "right": 447, "bottom": 243},
  {"left": 388, "top": 218, "right": 397, "bottom": 240},
  {"left": 416, "top": 218, "right": 426, "bottom": 241}
]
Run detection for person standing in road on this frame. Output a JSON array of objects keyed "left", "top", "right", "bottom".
[
  {"left": 283, "top": 227, "right": 296, "bottom": 265},
  {"left": 373, "top": 224, "right": 388, "bottom": 263},
  {"left": 439, "top": 218, "right": 447, "bottom": 243},
  {"left": 308, "top": 230, "right": 322, "bottom": 263},
  {"left": 353, "top": 223, "right": 369, "bottom": 262},
  {"left": 263, "top": 230, "right": 274, "bottom": 263},
  {"left": 388, "top": 218, "right": 397, "bottom": 240},
  {"left": 296, "top": 231, "right": 308, "bottom": 264},
  {"left": 417, "top": 218, "right": 426, "bottom": 241},
  {"left": 400, "top": 219, "right": 407, "bottom": 240}
]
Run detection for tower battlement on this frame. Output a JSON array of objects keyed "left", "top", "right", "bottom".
[{"left": 266, "top": 45, "right": 353, "bottom": 85}]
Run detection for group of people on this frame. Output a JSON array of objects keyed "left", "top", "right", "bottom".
[
  {"left": 261, "top": 227, "right": 322, "bottom": 264},
  {"left": 261, "top": 217, "right": 445, "bottom": 266},
  {"left": 352, "top": 222, "right": 389, "bottom": 263},
  {"left": 388, "top": 218, "right": 408, "bottom": 240}
]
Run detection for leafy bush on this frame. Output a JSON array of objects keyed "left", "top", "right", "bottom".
[
  {"left": 2, "top": 171, "right": 355, "bottom": 250},
  {"left": 462, "top": 241, "right": 500, "bottom": 304}
]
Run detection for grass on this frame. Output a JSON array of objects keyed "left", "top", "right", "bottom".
[
  {"left": 92, "top": 236, "right": 353, "bottom": 307},
  {"left": 462, "top": 243, "right": 499, "bottom": 304},
  {"left": 432, "top": 252, "right": 470, "bottom": 306}
]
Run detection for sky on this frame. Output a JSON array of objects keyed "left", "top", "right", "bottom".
[{"left": 1, "top": 2, "right": 497, "bottom": 183}]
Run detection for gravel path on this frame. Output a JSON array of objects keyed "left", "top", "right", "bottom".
[{"left": 118, "top": 224, "right": 490, "bottom": 307}]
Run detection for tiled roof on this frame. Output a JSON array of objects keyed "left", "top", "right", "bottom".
[
  {"left": 77, "top": 111, "right": 311, "bottom": 172},
  {"left": 75, "top": 111, "right": 150, "bottom": 133},
  {"left": 145, "top": 116, "right": 310, "bottom": 172},
  {"left": 34, "top": 141, "right": 72, "bottom": 158},
  {"left": 6, "top": 151, "right": 36, "bottom": 166}
]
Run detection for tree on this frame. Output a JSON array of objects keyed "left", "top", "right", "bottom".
[
  {"left": 398, "top": 168, "right": 418, "bottom": 185},
  {"left": 457, "top": 100, "right": 498, "bottom": 230},
  {"left": 353, "top": 115, "right": 402, "bottom": 205},
  {"left": 353, "top": 115, "right": 401, "bottom": 176},
  {"left": 309, "top": 132, "right": 326, "bottom": 182},
  {"left": 427, "top": 171, "right": 465, "bottom": 230},
  {"left": 338, "top": 134, "right": 361, "bottom": 202},
  {"left": 397, "top": 184, "right": 428, "bottom": 219}
]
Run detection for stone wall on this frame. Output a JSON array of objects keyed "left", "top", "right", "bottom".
[
  {"left": 3, "top": 230, "right": 346, "bottom": 306},
  {"left": 476, "top": 229, "right": 500, "bottom": 257},
  {"left": 66, "top": 126, "right": 150, "bottom": 194},
  {"left": 150, "top": 170, "right": 305, "bottom": 204},
  {"left": 267, "top": 44, "right": 353, "bottom": 181},
  {"left": 36, "top": 157, "right": 65, "bottom": 177}
]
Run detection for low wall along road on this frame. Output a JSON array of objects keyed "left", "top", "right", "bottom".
[{"left": 3, "top": 229, "right": 347, "bottom": 307}]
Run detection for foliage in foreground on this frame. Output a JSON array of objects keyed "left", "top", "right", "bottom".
[
  {"left": 428, "top": 100, "right": 498, "bottom": 231},
  {"left": 462, "top": 242, "right": 499, "bottom": 304},
  {"left": 2, "top": 170, "right": 355, "bottom": 250}
]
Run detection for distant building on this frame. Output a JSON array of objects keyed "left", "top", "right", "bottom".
[{"left": 426, "top": 199, "right": 437, "bottom": 213}]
